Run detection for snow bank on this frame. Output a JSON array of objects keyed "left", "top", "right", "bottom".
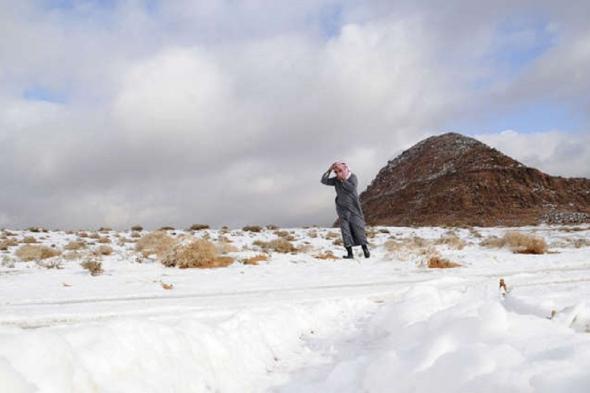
[
  {"left": 0, "top": 299, "right": 373, "bottom": 393},
  {"left": 278, "top": 282, "right": 590, "bottom": 393}
]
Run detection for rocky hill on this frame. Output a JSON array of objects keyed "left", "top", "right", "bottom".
[{"left": 359, "top": 132, "right": 590, "bottom": 226}]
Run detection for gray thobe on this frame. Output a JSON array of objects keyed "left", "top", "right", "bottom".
[{"left": 321, "top": 170, "right": 368, "bottom": 247}]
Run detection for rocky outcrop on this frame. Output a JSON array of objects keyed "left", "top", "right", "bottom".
[{"left": 359, "top": 132, "right": 590, "bottom": 226}]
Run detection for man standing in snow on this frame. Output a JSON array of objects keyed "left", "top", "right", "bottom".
[{"left": 321, "top": 162, "right": 370, "bottom": 259}]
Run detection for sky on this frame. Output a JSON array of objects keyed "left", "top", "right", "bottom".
[{"left": 0, "top": 0, "right": 589, "bottom": 230}]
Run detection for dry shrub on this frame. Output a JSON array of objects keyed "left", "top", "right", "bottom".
[
  {"left": 88, "top": 232, "right": 100, "bottom": 239},
  {"left": 266, "top": 224, "right": 279, "bottom": 230},
  {"left": 189, "top": 224, "right": 210, "bottom": 231},
  {"left": 27, "top": 226, "right": 47, "bottom": 233},
  {"left": 78, "top": 231, "right": 89, "bottom": 238},
  {"left": 161, "top": 239, "right": 234, "bottom": 268},
  {"left": 217, "top": 240, "right": 239, "bottom": 254},
  {"left": 36, "top": 259, "right": 63, "bottom": 269},
  {"left": 435, "top": 233, "right": 465, "bottom": 250},
  {"left": 0, "top": 238, "right": 18, "bottom": 250},
  {"left": 481, "top": 231, "right": 547, "bottom": 254},
  {"left": 159, "top": 226, "right": 175, "bottom": 231},
  {"left": 307, "top": 229, "right": 318, "bottom": 238},
  {"left": 243, "top": 225, "right": 263, "bottom": 232},
  {"left": 131, "top": 231, "right": 141, "bottom": 238},
  {"left": 21, "top": 236, "right": 38, "bottom": 244},
  {"left": 254, "top": 238, "right": 297, "bottom": 253},
  {"left": 97, "top": 236, "right": 111, "bottom": 244},
  {"left": 63, "top": 251, "right": 82, "bottom": 260},
  {"left": 161, "top": 281, "right": 174, "bottom": 290},
  {"left": 427, "top": 255, "right": 462, "bottom": 269},
  {"left": 15, "top": 245, "right": 61, "bottom": 261},
  {"left": 275, "top": 230, "right": 295, "bottom": 241},
  {"left": 324, "top": 231, "right": 339, "bottom": 239},
  {"left": 81, "top": 256, "right": 103, "bottom": 276},
  {"left": 98, "top": 227, "right": 112, "bottom": 233},
  {"left": 94, "top": 245, "right": 113, "bottom": 256},
  {"left": 573, "top": 238, "right": 590, "bottom": 248},
  {"left": 135, "top": 231, "right": 177, "bottom": 258},
  {"left": 332, "top": 238, "right": 343, "bottom": 246},
  {"left": 313, "top": 250, "right": 338, "bottom": 260},
  {"left": 242, "top": 254, "right": 269, "bottom": 265},
  {"left": 65, "top": 240, "right": 86, "bottom": 250},
  {"left": 131, "top": 225, "right": 143, "bottom": 232}
]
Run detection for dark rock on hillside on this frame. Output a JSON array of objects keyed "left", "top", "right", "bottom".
[{"left": 358, "top": 132, "right": 590, "bottom": 227}]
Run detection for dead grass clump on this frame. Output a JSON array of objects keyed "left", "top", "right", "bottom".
[
  {"left": 21, "top": 236, "right": 38, "bottom": 244},
  {"left": 243, "top": 225, "right": 263, "bottom": 232},
  {"left": 313, "top": 250, "right": 338, "bottom": 260},
  {"left": 78, "top": 231, "right": 89, "bottom": 238},
  {"left": 63, "top": 251, "right": 82, "bottom": 260},
  {"left": 135, "top": 231, "right": 177, "bottom": 258},
  {"left": 81, "top": 256, "right": 103, "bottom": 276},
  {"left": 0, "top": 238, "right": 18, "bottom": 250},
  {"left": 427, "top": 255, "right": 462, "bottom": 269},
  {"left": 36, "top": 259, "right": 63, "bottom": 269},
  {"left": 332, "top": 238, "right": 343, "bottom": 246},
  {"left": 97, "top": 236, "right": 111, "bottom": 244},
  {"left": 161, "top": 239, "right": 234, "bottom": 268},
  {"left": 242, "top": 254, "right": 269, "bottom": 265},
  {"left": 94, "top": 245, "right": 113, "bottom": 256},
  {"left": 435, "top": 233, "right": 465, "bottom": 250},
  {"left": 189, "top": 224, "right": 210, "bottom": 231},
  {"left": 65, "top": 240, "right": 86, "bottom": 250},
  {"left": 481, "top": 231, "right": 547, "bottom": 254},
  {"left": 253, "top": 238, "right": 297, "bottom": 253},
  {"left": 131, "top": 225, "right": 143, "bottom": 232},
  {"left": 27, "top": 226, "right": 47, "bottom": 233},
  {"left": 573, "top": 238, "right": 590, "bottom": 248},
  {"left": 15, "top": 245, "right": 61, "bottom": 261},
  {"left": 275, "top": 230, "right": 295, "bottom": 241},
  {"left": 324, "top": 231, "right": 339, "bottom": 239},
  {"left": 307, "top": 229, "right": 318, "bottom": 238},
  {"left": 217, "top": 240, "right": 239, "bottom": 254},
  {"left": 98, "top": 227, "right": 112, "bottom": 233},
  {"left": 266, "top": 224, "right": 279, "bottom": 230},
  {"left": 159, "top": 226, "right": 175, "bottom": 231}
]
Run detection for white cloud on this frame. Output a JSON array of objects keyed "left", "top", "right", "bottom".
[{"left": 0, "top": 1, "right": 589, "bottom": 229}]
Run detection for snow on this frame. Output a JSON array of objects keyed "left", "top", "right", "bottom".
[{"left": 1, "top": 225, "right": 590, "bottom": 392}]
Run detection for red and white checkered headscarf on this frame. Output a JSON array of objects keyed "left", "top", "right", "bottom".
[{"left": 333, "top": 161, "right": 351, "bottom": 179}]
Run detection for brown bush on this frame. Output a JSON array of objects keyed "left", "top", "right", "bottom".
[
  {"left": 427, "top": 255, "right": 461, "bottom": 269},
  {"left": 97, "top": 236, "right": 111, "bottom": 244},
  {"left": 480, "top": 231, "right": 547, "bottom": 254},
  {"left": 189, "top": 224, "right": 210, "bottom": 231},
  {"left": 217, "top": 240, "right": 239, "bottom": 254},
  {"left": 65, "top": 240, "right": 86, "bottom": 250},
  {"left": 0, "top": 238, "right": 18, "bottom": 250},
  {"left": 63, "top": 251, "right": 82, "bottom": 260},
  {"left": 243, "top": 225, "right": 263, "bottom": 233},
  {"left": 27, "top": 226, "right": 47, "bottom": 233},
  {"left": 21, "top": 236, "right": 38, "bottom": 244},
  {"left": 275, "top": 230, "right": 295, "bottom": 241},
  {"left": 159, "top": 226, "right": 175, "bottom": 231},
  {"left": 131, "top": 225, "right": 143, "bottom": 232},
  {"left": 78, "top": 231, "right": 89, "bottom": 238},
  {"left": 81, "top": 256, "right": 103, "bottom": 276},
  {"left": 332, "top": 238, "right": 343, "bottom": 246},
  {"left": 98, "top": 227, "right": 112, "bottom": 233},
  {"left": 94, "top": 245, "right": 113, "bottom": 256},
  {"left": 161, "top": 239, "right": 234, "bottom": 268},
  {"left": 324, "top": 231, "right": 339, "bottom": 239},
  {"left": 242, "top": 254, "right": 269, "bottom": 265},
  {"left": 435, "top": 233, "right": 465, "bottom": 250},
  {"left": 135, "top": 231, "right": 177, "bottom": 258},
  {"left": 16, "top": 245, "right": 61, "bottom": 261},
  {"left": 266, "top": 224, "right": 279, "bottom": 230},
  {"left": 313, "top": 250, "right": 338, "bottom": 260},
  {"left": 253, "top": 238, "right": 297, "bottom": 253}
]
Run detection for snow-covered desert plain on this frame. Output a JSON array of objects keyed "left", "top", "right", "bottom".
[{"left": 1, "top": 225, "right": 590, "bottom": 392}]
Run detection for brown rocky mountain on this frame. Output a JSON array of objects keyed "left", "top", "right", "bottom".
[{"left": 358, "top": 132, "right": 590, "bottom": 226}]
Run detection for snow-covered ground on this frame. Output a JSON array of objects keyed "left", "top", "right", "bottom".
[{"left": 1, "top": 225, "right": 590, "bottom": 392}]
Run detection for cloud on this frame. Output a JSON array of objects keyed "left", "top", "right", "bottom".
[{"left": 0, "top": 1, "right": 589, "bottom": 229}]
